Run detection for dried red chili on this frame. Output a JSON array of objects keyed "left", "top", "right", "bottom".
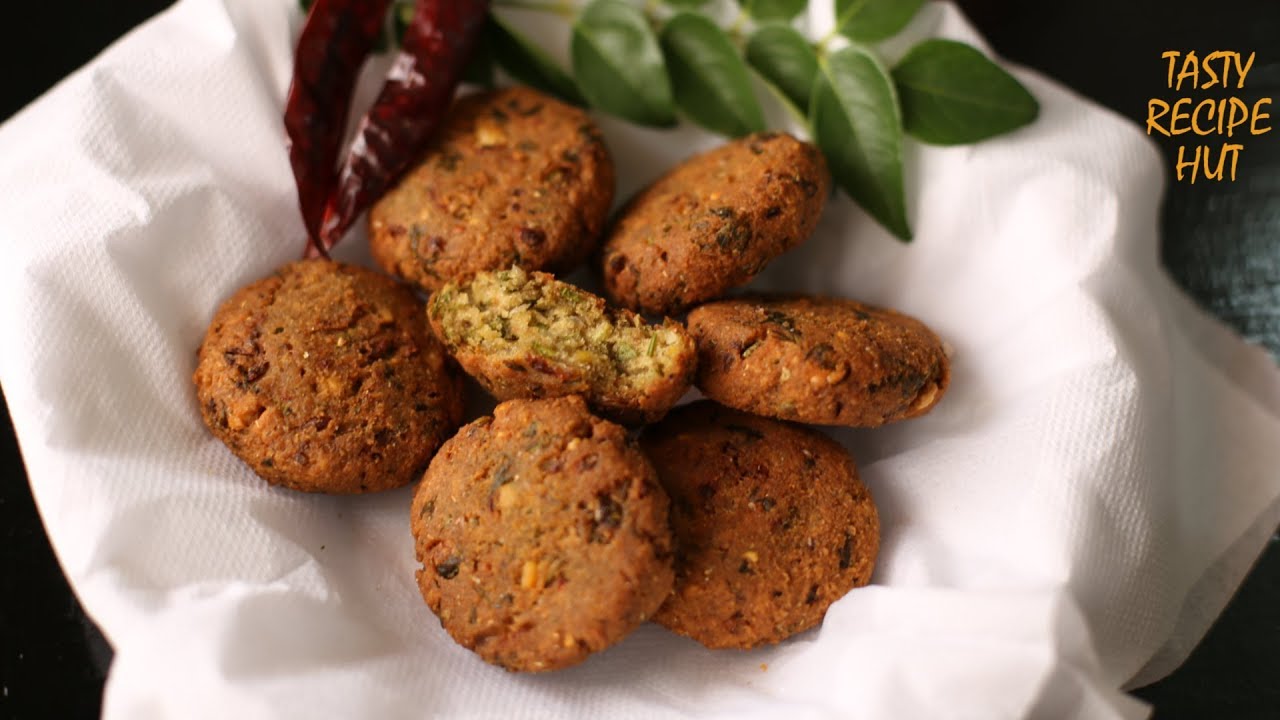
[
  {"left": 314, "top": 0, "right": 490, "bottom": 257},
  {"left": 284, "top": 0, "right": 392, "bottom": 249}
]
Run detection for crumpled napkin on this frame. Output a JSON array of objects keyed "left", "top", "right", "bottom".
[{"left": 2, "top": 0, "right": 1278, "bottom": 718}]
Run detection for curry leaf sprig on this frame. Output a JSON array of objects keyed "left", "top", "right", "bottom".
[{"left": 303, "top": 0, "right": 1039, "bottom": 242}]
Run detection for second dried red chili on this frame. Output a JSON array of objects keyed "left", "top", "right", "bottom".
[
  {"left": 284, "top": 0, "right": 392, "bottom": 249},
  {"left": 316, "top": 0, "right": 490, "bottom": 256},
  {"left": 287, "top": 0, "right": 490, "bottom": 258}
]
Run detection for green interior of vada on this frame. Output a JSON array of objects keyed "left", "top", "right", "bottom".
[{"left": 431, "top": 266, "right": 687, "bottom": 391}]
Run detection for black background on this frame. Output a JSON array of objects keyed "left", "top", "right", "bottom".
[{"left": 1, "top": 1, "right": 1278, "bottom": 718}]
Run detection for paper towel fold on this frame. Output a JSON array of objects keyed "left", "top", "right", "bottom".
[{"left": 1, "top": 0, "right": 1278, "bottom": 718}]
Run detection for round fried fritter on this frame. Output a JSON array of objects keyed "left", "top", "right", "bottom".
[
  {"left": 687, "top": 296, "right": 949, "bottom": 427},
  {"left": 411, "top": 396, "right": 675, "bottom": 672},
  {"left": 642, "top": 401, "right": 878, "bottom": 649},
  {"left": 599, "top": 132, "right": 830, "bottom": 315},
  {"left": 193, "top": 259, "right": 465, "bottom": 494},
  {"left": 370, "top": 86, "right": 615, "bottom": 292},
  {"left": 428, "top": 266, "right": 696, "bottom": 424}
]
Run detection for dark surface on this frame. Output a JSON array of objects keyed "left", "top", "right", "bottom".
[{"left": 0, "top": 1, "right": 1277, "bottom": 719}]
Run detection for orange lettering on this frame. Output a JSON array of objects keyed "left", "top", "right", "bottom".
[
  {"left": 1235, "top": 52, "right": 1256, "bottom": 88},
  {"left": 1191, "top": 99, "right": 1217, "bottom": 135},
  {"left": 1176, "top": 51, "right": 1199, "bottom": 91},
  {"left": 1226, "top": 98, "right": 1250, "bottom": 137},
  {"left": 1176, "top": 145, "right": 1199, "bottom": 183},
  {"left": 1222, "top": 144, "right": 1242, "bottom": 181},
  {"left": 1169, "top": 98, "right": 1193, "bottom": 135},
  {"left": 1202, "top": 51, "right": 1226, "bottom": 89},
  {"left": 1252, "top": 98, "right": 1272, "bottom": 135},
  {"left": 1147, "top": 99, "right": 1171, "bottom": 136},
  {"left": 1162, "top": 51, "right": 1181, "bottom": 88}
]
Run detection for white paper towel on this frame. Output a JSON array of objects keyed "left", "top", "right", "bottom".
[{"left": 2, "top": 1, "right": 1278, "bottom": 718}]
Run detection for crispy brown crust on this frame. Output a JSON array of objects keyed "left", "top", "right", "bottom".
[
  {"left": 687, "top": 296, "right": 950, "bottom": 427},
  {"left": 192, "top": 259, "right": 465, "bottom": 494},
  {"left": 599, "top": 132, "right": 830, "bottom": 315},
  {"left": 369, "top": 87, "right": 615, "bottom": 292},
  {"left": 642, "top": 401, "right": 878, "bottom": 649},
  {"left": 427, "top": 269, "right": 697, "bottom": 424},
  {"left": 411, "top": 396, "right": 675, "bottom": 671}
]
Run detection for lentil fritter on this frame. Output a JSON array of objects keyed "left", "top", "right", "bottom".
[
  {"left": 642, "top": 401, "right": 879, "bottom": 649},
  {"left": 428, "top": 266, "right": 696, "bottom": 423},
  {"left": 193, "top": 259, "right": 465, "bottom": 494},
  {"left": 370, "top": 86, "right": 615, "bottom": 292},
  {"left": 600, "top": 132, "right": 830, "bottom": 315},
  {"left": 411, "top": 396, "right": 675, "bottom": 671},
  {"left": 688, "top": 296, "right": 949, "bottom": 427}
]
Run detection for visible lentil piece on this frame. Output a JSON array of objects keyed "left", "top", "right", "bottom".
[
  {"left": 838, "top": 532, "right": 854, "bottom": 570},
  {"left": 490, "top": 458, "right": 514, "bottom": 491},
  {"left": 436, "top": 557, "right": 462, "bottom": 579},
  {"left": 805, "top": 343, "right": 838, "bottom": 369},
  {"left": 724, "top": 424, "right": 765, "bottom": 441},
  {"left": 591, "top": 494, "right": 624, "bottom": 543},
  {"left": 714, "top": 218, "right": 753, "bottom": 254},
  {"left": 805, "top": 584, "right": 820, "bottom": 605},
  {"left": 520, "top": 227, "right": 547, "bottom": 247}
]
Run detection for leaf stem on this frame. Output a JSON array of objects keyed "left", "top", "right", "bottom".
[
  {"left": 816, "top": 29, "right": 837, "bottom": 52},
  {"left": 823, "top": 0, "right": 866, "bottom": 47},
  {"left": 748, "top": 66, "right": 812, "bottom": 131},
  {"left": 642, "top": 0, "right": 665, "bottom": 31},
  {"left": 726, "top": 8, "right": 748, "bottom": 46},
  {"left": 493, "top": 0, "right": 576, "bottom": 19}
]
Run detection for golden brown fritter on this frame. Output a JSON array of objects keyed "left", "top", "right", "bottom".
[
  {"left": 642, "top": 401, "right": 879, "bottom": 649},
  {"left": 428, "top": 266, "right": 696, "bottom": 424},
  {"left": 370, "top": 86, "right": 615, "bottom": 292},
  {"left": 687, "top": 296, "right": 949, "bottom": 427},
  {"left": 411, "top": 396, "right": 675, "bottom": 672},
  {"left": 193, "top": 259, "right": 465, "bottom": 494},
  {"left": 600, "top": 132, "right": 829, "bottom": 315}
]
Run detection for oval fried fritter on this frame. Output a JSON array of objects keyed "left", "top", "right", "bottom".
[
  {"left": 411, "top": 396, "right": 675, "bottom": 671},
  {"left": 642, "top": 401, "right": 878, "bottom": 649},
  {"left": 687, "top": 296, "right": 949, "bottom": 427},
  {"left": 600, "top": 132, "right": 830, "bottom": 315},
  {"left": 428, "top": 266, "right": 696, "bottom": 424},
  {"left": 193, "top": 259, "right": 465, "bottom": 493},
  {"left": 370, "top": 86, "right": 615, "bottom": 292}
]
